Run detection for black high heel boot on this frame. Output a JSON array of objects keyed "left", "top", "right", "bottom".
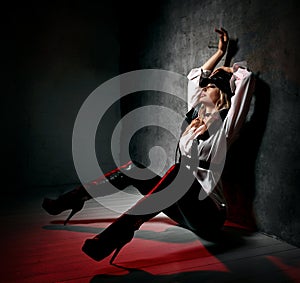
[
  {"left": 42, "top": 161, "right": 136, "bottom": 225},
  {"left": 42, "top": 185, "right": 91, "bottom": 225},
  {"left": 82, "top": 213, "right": 145, "bottom": 263},
  {"left": 81, "top": 163, "right": 180, "bottom": 263}
]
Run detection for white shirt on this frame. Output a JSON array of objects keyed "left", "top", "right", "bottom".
[{"left": 179, "top": 62, "right": 255, "bottom": 202}]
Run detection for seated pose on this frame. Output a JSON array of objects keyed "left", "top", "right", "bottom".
[{"left": 43, "top": 28, "right": 255, "bottom": 263}]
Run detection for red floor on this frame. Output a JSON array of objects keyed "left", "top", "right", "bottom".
[{"left": 1, "top": 194, "right": 300, "bottom": 283}]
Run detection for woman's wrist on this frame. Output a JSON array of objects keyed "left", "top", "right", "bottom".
[
  {"left": 216, "top": 49, "right": 225, "bottom": 57},
  {"left": 201, "top": 49, "right": 226, "bottom": 71}
]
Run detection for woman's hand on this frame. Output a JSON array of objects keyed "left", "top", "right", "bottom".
[
  {"left": 182, "top": 117, "right": 210, "bottom": 137},
  {"left": 211, "top": 65, "right": 233, "bottom": 76},
  {"left": 200, "top": 28, "right": 229, "bottom": 72},
  {"left": 215, "top": 27, "right": 229, "bottom": 54}
]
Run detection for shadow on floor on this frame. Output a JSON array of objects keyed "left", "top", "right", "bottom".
[
  {"left": 42, "top": 219, "right": 297, "bottom": 282},
  {"left": 43, "top": 218, "right": 250, "bottom": 246},
  {"left": 90, "top": 258, "right": 291, "bottom": 283}
]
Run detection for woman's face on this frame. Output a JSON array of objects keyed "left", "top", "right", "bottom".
[{"left": 199, "top": 83, "right": 220, "bottom": 107}]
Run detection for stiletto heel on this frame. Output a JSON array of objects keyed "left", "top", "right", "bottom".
[
  {"left": 42, "top": 186, "right": 90, "bottom": 224},
  {"left": 82, "top": 229, "right": 134, "bottom": 262},
  {"left": 42, "top": 161, "right": 136, "bottom": 224},
  {"left": 109, "top": 245, "right": 123, "bottom": 264},
  {"left": 64, "top": 206, "right": 82, "bottom": 225},
  {"left": 81, "top": 163, "right": 179, "bottom": 263}
]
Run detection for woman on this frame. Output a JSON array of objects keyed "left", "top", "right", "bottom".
[{"left": 43, "top": 28, "right": 255, "bottom": 263}]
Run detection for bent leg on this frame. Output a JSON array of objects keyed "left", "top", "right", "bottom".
[
  {"left": 42, "top": 161, "right": 159, "bottom": 222},
  {"left": 163, "top": 181, "right": 227, "bottom": 241}
]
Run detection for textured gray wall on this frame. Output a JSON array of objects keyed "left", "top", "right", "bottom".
[
  {"left": 119, "top": 0, "right": 300, "bottom": 246},
  {"left": 6, "top": 0, "right": 300, "bottom": 247}
]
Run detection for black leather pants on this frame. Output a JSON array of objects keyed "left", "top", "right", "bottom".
[{"left": 90, "top": 161, "right": 227, "bottom": 241}]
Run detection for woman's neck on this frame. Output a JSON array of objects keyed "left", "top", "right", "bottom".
[{"left": 205, "top": 106, "right": 215, "bottom": 115}]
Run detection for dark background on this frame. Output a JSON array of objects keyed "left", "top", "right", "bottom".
[{"left": 2, "top": 0, "right": 300, "bottom": 247}]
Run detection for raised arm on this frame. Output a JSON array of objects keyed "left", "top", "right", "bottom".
[
  {"left": 224, "top": 62, "right": 256, "bottom": 146},
  {"left": 201, "top": 28, "right": 229, "bottom": 71},
  {"left": 187, "top": 28, "right": 229, "bottom": 110}
]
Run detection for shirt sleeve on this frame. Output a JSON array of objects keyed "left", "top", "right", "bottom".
[
  {"left": 224, "top": 62, "right": 256, "bottom": 146},
  {"left": 187, "top": 67, "right": 211, "bottom": 111}
]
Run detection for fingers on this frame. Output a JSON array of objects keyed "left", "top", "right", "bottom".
[
  {"left": 215, "top": 27, "right": 228, "bottom": 40},
  {"left": 220, "top": 27, "right": 228, "bottom": 34},
  {"left": 214, "top": 28, "right": 222, "bottom": 34},
  {"left": 211, "top": 66, "right": 233, "bottom": 75},
  {"left": 214, "top": 27, "right": 229, "bottom": 53},
  {"left": 215, "top": 27, "right": 228, "bottom": 34},
  {"left": 211, "top": 68, "right": 221, "bottom": 76}
]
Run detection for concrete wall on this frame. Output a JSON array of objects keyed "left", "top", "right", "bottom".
[
  {"left": 6, "top": 0, "right": 300, "bottom": 247},
  {"left": 119, "top": 0, "right": 300, "bottom": 246}
]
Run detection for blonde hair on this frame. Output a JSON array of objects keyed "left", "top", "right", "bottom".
[
  {"left": 215, "top": 90, "right": 231, "bottom": 111},
  {"left": 182, "top": 90, "right": 231, "bottom": 137}
]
